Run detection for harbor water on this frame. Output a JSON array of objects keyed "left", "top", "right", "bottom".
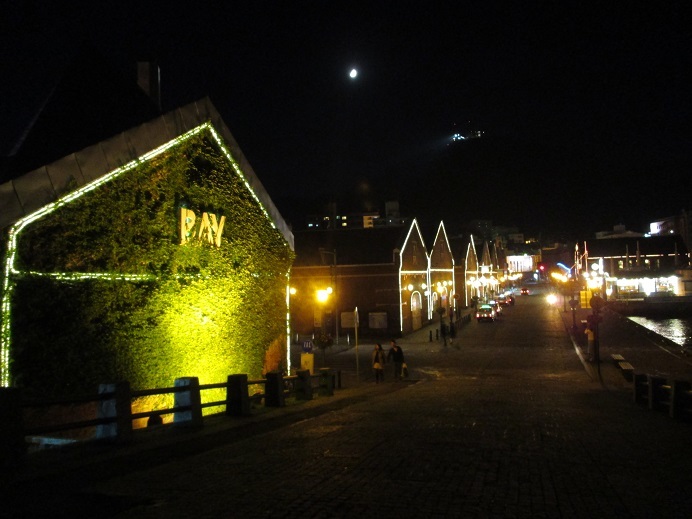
[{"left": 627, "top": 316, "right": 692, "bottom": 350}]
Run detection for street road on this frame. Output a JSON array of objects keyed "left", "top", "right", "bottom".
[{"left": 5, "top": 294, "right": 692, "bottom": 518}]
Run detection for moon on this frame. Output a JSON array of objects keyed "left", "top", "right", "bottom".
[{"left": 349, "top": 68, "right": 358, "bottom": 79}]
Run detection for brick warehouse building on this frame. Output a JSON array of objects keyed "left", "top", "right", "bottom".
[
  {"left": 0, "top": 47, "right": 294, "bottom": 393},
  {"left": 290, "top": 219, "right": 462, "bottom": 340}
]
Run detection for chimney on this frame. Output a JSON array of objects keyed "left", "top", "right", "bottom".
[{"left": 137, "top": 62, "right": 161, "bottom": 111}]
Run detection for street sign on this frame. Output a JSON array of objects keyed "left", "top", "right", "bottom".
[{"left": 302, "top": 340, "right": 313, "bottom": 353}]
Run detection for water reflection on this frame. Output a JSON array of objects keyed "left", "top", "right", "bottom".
[{"left": 628, "top": 316, "right": 692, "bottom": 349}]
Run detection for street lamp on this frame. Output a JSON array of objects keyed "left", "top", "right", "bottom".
[
  {"left": 319, "top": 248, "right": 339, "bottom": 344},
  {"left": 314, "top": 286, "right": 332, "bottom": 338},
  {"left": 550, "top": 272, "right": 569, "bottom": 312},
  {"left": 316, "top": 287, "right": 331, "bottom": 303}
]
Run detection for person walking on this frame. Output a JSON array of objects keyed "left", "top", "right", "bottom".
[
  {"left": 372, "top": 343, "right": 386, "bottom": 383},
  {"left": 387, "top": 339, "right": 405, "bottom": 380},
  {"left": 440, "top": 321, "right": 448, "bottom": 347},
  {"left": 585, "top": 326, "right": 595, "bottom": 362}
]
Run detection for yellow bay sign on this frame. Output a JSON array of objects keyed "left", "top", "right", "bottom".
[{"left": 179, "top": 207, "right": 226, "bottom": 247}]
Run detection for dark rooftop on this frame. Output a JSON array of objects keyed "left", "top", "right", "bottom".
[
  {"left": 293, "top": 226, "right": 415, "bottom": 267},
  {"left": 0, "top": 42, "right": 160, "bottom": 184}
]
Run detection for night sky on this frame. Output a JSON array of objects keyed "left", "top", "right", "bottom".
[{"left": 2, "top": 1, "right": 691, "bottom": 238}]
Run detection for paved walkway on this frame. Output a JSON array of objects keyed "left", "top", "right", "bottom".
[{"left": 3, "top": 300, "right": 692, "bottom": 518}]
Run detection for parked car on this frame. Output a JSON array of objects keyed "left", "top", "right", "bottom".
[{"left": 476, "top": 304, "right": 496, "bottom": 322}]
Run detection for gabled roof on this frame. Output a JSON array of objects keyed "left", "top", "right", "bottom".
[
  {"left": 481, "top": 241, "right": 492, "bottom": 266},
  {"left": 430, "top": 221, "right": 454, "bottom": 268},
  {"left": 0, "top": 97, "right": 294, "bottom": 249},
  {"left": 293, "top": 225, "right": 412, "bottom": 267},
  {"left": 448, "top": 233, "right": 471, "bottom": 265},
  {"left": 465, "top": 235, "right": 479, "bottom": 271}
]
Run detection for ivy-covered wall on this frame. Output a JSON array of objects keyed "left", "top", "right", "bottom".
[{"left": 5, "top": 131, "right": 294, "bottom": 397}]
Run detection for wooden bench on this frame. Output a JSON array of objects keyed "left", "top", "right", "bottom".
[
  {"left": 611, "top": 354, "right": 625, "bottom": 362},
  {"left": 618, "top": 361, "right": 635, "bottom": 382}
]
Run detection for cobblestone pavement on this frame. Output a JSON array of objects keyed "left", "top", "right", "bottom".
[{"left": 4, "top": 296, "right": 692, "bottom": 518}]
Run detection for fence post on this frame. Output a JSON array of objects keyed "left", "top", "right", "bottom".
[
  {"left": 174, "top": 377, "right": 203, "bottom": 427},
  {"left": 319, "top": 368, "right": 334, "bottom": 396},
  {"left": 265, "top": 371, "right": 285, "bottom": 407},
  {"left": 295, "top": 369, "right": 313, "bottom": 401},
  {"left": 226, "top": 374, "right": 251, "bottom": 416},
  {"left": 96, "top": 381, "right": 132, "bottom": 442},
  {"left": 633, "top": 373, "right": 648, "bottom": 405},
  {"left": 647, "top": 375, "right": 668, "bottom": 412},
  {"left": 671, "top": 379, "right": 692, "bottom": 420},
  {"left": 0, "top": 387, "right": 26, "bottom": 468}
]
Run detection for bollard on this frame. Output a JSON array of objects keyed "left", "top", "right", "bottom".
[
  {"left": 96, "top": 381, "right": 132, "bottom": 442},
  {"left": 173, "top": 377, "right": 203, "bottom": 427},
  {"left": 319, "top": 368, "right": 334, "bottom": 396},
  {"left": 265, "top": 371, "right": 285, "bottom": 407},
  {"left": 226, "top": 374, "right": 251, "bottom": 416},
  {"left": 0, "top": 387, "right": 26, "bottom": 468},
  {"left": 671, "top": 380, "right": 692, "bottom": 420},
  {"left": 429, "top": 330, "right": 433, "bottom": 342},
  {"left": 633, "top": 373, "right": 648, "bottom": 406},
  {"left": 436, "top": 329, "right": 439, "bottom": 340},
  {"left": 647, "top": 375, "right": 669, "bottom": 412},
  {"left": 295, "top": 370, "right": 313, "bottom": 401}
]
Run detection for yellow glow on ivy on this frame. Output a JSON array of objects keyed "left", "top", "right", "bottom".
[
  {"left": 1, "top": 121, "right": 288, "bottom": 387},
  {"left": 285, "top": 279, "right": 292, "bottom": 374}
]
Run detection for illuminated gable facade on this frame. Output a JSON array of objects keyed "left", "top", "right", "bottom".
[{"left": 0, "top": 99, "right": 294, "bottom": 393}]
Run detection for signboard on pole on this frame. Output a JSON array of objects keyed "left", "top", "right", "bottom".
[
  {"left": 354, "top": 307, "right": 359, "bottom": 381},
  {"left": 341, "top": 311, "right": 357, "bottom": 328}
]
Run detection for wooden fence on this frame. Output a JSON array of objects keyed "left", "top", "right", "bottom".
[
  {"left": 632, "top": 373, "right": 692, "bottom": 420},
  {"left": 1, "top": 368, "right": 340, "bottom": 467}
]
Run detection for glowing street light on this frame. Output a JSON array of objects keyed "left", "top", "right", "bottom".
[{"left": 316, "top": 288, "right": 332, "bottom": 303}]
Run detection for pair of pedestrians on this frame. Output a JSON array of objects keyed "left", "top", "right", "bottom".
[{"left": 372, "top": 340, "right": 406, "bottom": 382}]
